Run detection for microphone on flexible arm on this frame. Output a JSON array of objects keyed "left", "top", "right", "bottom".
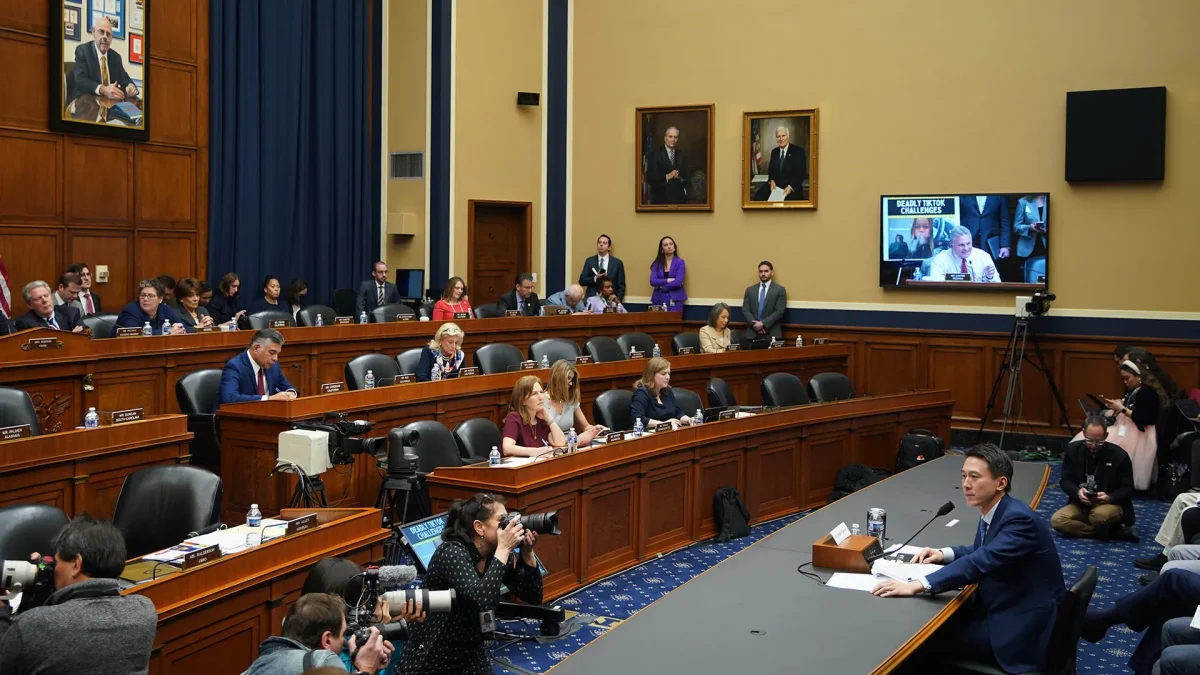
[
  {"left": 866, "top": 500, "right": 955, "bottom": 564},
  {"left": 290, "top": 363, "right": 331, "bottom": 394}
]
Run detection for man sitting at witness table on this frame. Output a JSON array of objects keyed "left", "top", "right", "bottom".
[
  {"left": 417, "top": 322, "right": 465, "bottom": 382},
  {"left": 432, "top": 276, "right": 472, "bottom": 320},
  {"left": 578, "top": 233, "right": 626, "bottom": 300},
  {"left": 356, "top": 261, "right": 401, "bottom": 317},
  {"left": 700, "top": 302, "right": 733, "bottom": 353},
  {"left": 497, "top": 273, "right": 541, "bottom": 316},
  {"left": 871, "top": 444, "right": 1065, "bottom": 674},
  {"left": 741, "top": 261, "right": 786, "bottom": 342},
  {"left": 544, "top": 361, "right": 606, "bottom": 446},
  {"left": 929, "top": 225, "right": 1001, "bottom": 283},
  {"left": 215, "top": 328, "right": 297, "bottom": 410},
  {"left": 66, "top": 262, "right": 101, "bottom": 315},
  {"left": 14, "top": 281, "right": 84, "bottom": 332},
  {"left": 51, "top": 272, "right": 83, "bottom": 313},
  {"left": 1051, "top": 415, "right": 1137, "bottom": 541},
  {"left": 246, "top": 275, "right": 285, "bottom": 314},
  {"left": 115, "top": 279, "right": 189, "bottom": 334},
  {"left": 631, "top": 357, "right": 694, "bottom": 429},
  {"left": 208, "top": 272, "right": 245, "bottom": 325},
  {"left": 501, "top": 375, "right": 566, "bottom": 457},
  {"left": 584, "top": 278, "right": 626, "bottom": 314},
  {"left": 175, "top": 277, "right": 214, "bottom": 330},
  {"left": 545, "top": 285, "right": 588, "bottom": 313}
]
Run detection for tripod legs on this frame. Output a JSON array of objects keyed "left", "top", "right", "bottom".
[{"left": 976, "top": 318, "right": 1072, "bottom": 451}]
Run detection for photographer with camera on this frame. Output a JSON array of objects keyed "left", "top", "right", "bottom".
[
  {"left": 399, "top": 493, "right": 543, "bottom": 675},
  {"left": 244, "top": 593, "right": 393, "bottom": 675},
  {"left": 0, "top": 516, "right": 158, "bottom": 674},
  {"left": 1051, "top": 414, "right": 1137, "bottom": 541}
]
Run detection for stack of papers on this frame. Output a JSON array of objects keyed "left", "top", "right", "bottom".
[{"left": 824, "top": 545, "right": 943, "bottom": 593}]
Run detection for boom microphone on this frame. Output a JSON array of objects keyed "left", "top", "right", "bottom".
[
  {"left": 290, "top": 363, "right": 331, "bottom": 387},
  {"left": 867, "top": 500, "right": 955, "bottom": 564},
  {"left": 376, "top": 565, "right": 419, "bottom": 587}
]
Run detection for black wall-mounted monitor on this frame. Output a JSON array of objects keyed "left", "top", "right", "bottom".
[{"left": 1066, "top": 86, "right": 1166, "bottom": 182}]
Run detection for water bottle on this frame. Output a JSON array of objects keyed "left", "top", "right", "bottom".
[
  {"left": 364, "top": 369, "right": 375, "bottom": 389},
  {"left": 633, "top": 418, "right": 643, "bottom": 437},
  {"left": 567, "top": 427, "right": 577, "bottom": 453},
  {"left": 142, "top": 321, "right": 152, "bottom": 337},
  {"left": 540, "top": 354, "right": 550, "bottom": 369},
  {"left": 359, "top": 311, "right": 369, "bottom": 324},
  {"left": 913, "top": 268, "right": 924, "bottom": 282},
  {"left": 867, "top": 508, "right": 886, "bottom": 543},
  {"left": 539, "top": 306, "right": 545, "bottom": 317},
  {"left": 84, "top": 407, "right": 99, "bottom": 429},
  {"left": 163, "top": 319, "right": 172, "bottom": 335},
  {"left": 247, "top": 503, "right": 262, "bottom": 529},
  {"left": 693, "top": 408, "right": 703, "bottom": 426},
  {"left": 661, "top": 301, "right": 668, "bottom": 312},
  {"left": 796, "top": 335, "right": 803, "bottom": 347},
  {"left": 431, "top": 363, "right": 442, "bottom": 382},
  {"left": 228, "top": 319, "right": 238, "bottom": 332},
  {"left": 851, "top": 523, "right": 860, "bottom": 536},
  {"left": 489, "top": 446, "right": 501, "bottom": 466},
  {"left": 315, "top": 313, "right": 324, "bottom": 327},
  {"left": 630, "top": 346, "right": 637, "bottom": 359},
  {"left": 652, "top": 343, "right": 661, "bottom": 358}
]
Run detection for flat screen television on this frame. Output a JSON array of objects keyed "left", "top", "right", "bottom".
[
  {"left": 879, "top": 193, "right": 1049, "bottom": 291},
  {"left": 394, "top": 268, "right": 425, "bottom": 300}
]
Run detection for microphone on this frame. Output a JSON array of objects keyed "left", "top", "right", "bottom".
[
  {"left": 966, "top": 258, "right": 977, "bottom": 282},
  {"left": 866, "top": 500, "right": 955, "bottom": 564},
  {"left": 290, "top": 363, "right": 330, "bottom": 386},
  {"left": 376, "top": 565, "right": 419, "bottom": 587}
]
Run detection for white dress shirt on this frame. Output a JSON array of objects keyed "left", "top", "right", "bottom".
[
  {"left": 928, "top": 247, "right": 1001, "bottom": 283},
  {"left": 975, "top": 195, "right": 988, "bottom": 213},
  {"left": 596, "top": 255, "right": 609, "bottom": 272}
]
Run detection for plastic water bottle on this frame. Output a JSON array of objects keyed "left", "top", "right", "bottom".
[
  {"left": 84, "top": 407, "right": 99, "bottom": 429},
  {"left": 315, "top": 313, "right": 324, "bottom": 327},
  {"left": 228, "top": 319, "right": 238, "bottom": 332},
  {"left": 661, "top": 301, "right": 668, "bottom": 312},
  {"left": 913, "top": 268, "right": 924, "bottom": 282},
  {"left": 141, "top": 321, "right": 152, "bottom": 337},
  {"left": 539, "top": 306, "right": 545, "bottom": 317},
  {"left": 247, "top": 503, "right": 262, "bottom": 528},
  {"left": 567, "top": 428, "right": 577, "bottom": 453},
  {"left": 633, "top": 418, "right": 643, "bottom": 437},
  {"left": 867, "top": 508, "right": 886, "bottom": 543},
  {"left": 431, "top": 364, "right": 442, "bottom": 381},
  {"left": 364, "top": 369, "right": 375, "bottom": 389},
  {"left": 693, "top": 408, "right": 703, "bottom": 426},
  {"left": 163, "top": 319, "right": 172, "bottom": 335},
  {"left": 630, "top": 346, "right": 637, "bottom": 359},
  {"left": 489, "top": 446, "right": 501, "bottom": 466},
  {"left": 359, "top": 311, "right": 369, "bottom": 324},
  {"left": 851, "top": 523, "right": 860, "bottom": 536},
  {"left": 540, "top": 354, "right": 550, "bottom": 369},
  {"left": 796, "top": 335, "right": 803, "bottom": 347},
  {"left": 652, "top": 343, "right": 661, "bottom": 358}
]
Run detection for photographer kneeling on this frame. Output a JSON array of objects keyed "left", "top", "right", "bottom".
[
  {"left": 0, "top": 516, "right": 158, "bottom": 674},
  {"left": 244, "top": 593, "right": 392, "bottom": 675},
  {"left": 399, "top": 493, "right": 543, "bottom": 675}
]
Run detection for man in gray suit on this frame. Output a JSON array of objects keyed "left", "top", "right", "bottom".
[{"left": 742, "top": 261, "right": 787, "bottom": 341}]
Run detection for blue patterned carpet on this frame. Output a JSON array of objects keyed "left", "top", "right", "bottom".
[{"left": 487, "top": 461, "right": 1169, "bottom": 674}]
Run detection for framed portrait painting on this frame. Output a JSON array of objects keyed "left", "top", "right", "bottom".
[
  {"left": 742, "top": 109, "right": 818, "bottom": 209},
  {"left": 636, "top": 104, "right": 714, "bottom": 211},
  {"left": 49, "top": 0, "right": 149, "bottom": 141}
]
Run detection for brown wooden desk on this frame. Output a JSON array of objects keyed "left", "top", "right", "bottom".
[
  {"left": 216, "top": 345, "right": 850, "bottom": 523},
  {"left": 0, "top": 415, "right": 192, "bottom": 518},
  {"left": 124, "top": 507, "right": 388, "bottom": 675},
  {"left": 427, "top": 388, "right": 952, "bottom": 598}
]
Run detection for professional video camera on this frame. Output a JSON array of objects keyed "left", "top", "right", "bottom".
[
  {"left": 499, "top": 510, "right": 561, "bottom": 536},
  {"left": 384, "top": 428, "right": 421, "bottom": 479},
  {"left": 344, "top": 565, "right": 456, "bottom": 645},
  {"left": 293, "top": 413, "right": 387, "bottom": 465},
  {"left": 1024, "top": 290, "right": 1055, "bottom": 318},
  {"left": 1, "top": 556, "right": 56, "bottom": 612}
]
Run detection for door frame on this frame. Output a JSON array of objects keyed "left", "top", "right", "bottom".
[{"left": 466, "top": 199, "right": 533, "bottom": 303}]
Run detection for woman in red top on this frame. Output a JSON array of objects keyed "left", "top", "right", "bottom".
[
  {"left": 432, "top": 276, "right": 472, "bottom": 320},
  {"left": 501, "top": 375, "right": 566, "bottom": 457}
]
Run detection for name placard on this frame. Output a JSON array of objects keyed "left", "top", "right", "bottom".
[
  {"left": 268, "top": 320, "right": 289, "bottom": 328},
  {"left": 677, "top": 346, "right": 694, "bottom": 355},
  {"left": 23, "top": 337, "right": 62, "bottom": 350},
  {"left": 115, "top": 327, "right": 143, "bottom": 338},
  {"left": 519, "top": 361, "right": 538, "bottom": 371},
  {"left": 458, "top": 366, "right": 479, "bottom": 378},
  {"left": 181, "top": 544, "right": 221, "bottom": 570},
  {"left": 718, "top": 410, "right": 736, "bottom": 420},
  {"left": 945, "top": 273, "right": 971, "bottom": 282},
  {"left": 575, "top": 355, "right": 594, "bottom": 365},
  {"left": 287, "top": 513, "right": 319, "bottom": 536},
  {"left": 629, "top": 350, "right": 645, "bottom": 359},
  {"left": 606, "top": 431, "right": 624, "bottom": 444},
  {"left": 504, "top": 310, "right": 521, "bottom": 317},
  {"left": 0, "top": 425, "right": 33, "bottom": 441},
  {"left": 320, "top": 382, "right": 345, "bottom": 394},
  {"left": 334, "top": 316, "right": 353, "bottom": 325},
  {"left": 398, "top": 314, "right": 415, "bottom": 322},
  {"left": 453, "top": 312, "right": 471, "bottom": 320},
  {"left": 395, "top": 374, "right": 415, "bottom": 384},
  {"left": 112, "top": 408, "right": 144, "bottom": 424},
  {"left": 654, "top": 422, "right": 673, "bottom": 433},
  {"left": 195, "top": 326, "right": 220, "bottom": 333},
  {"left": 768, "top": 341, "right": 786, "bottom": 350},
  {"left": 725, "top": 344, "right": 741, "bottom": 352},
  {"left": 647, "top": 305, "right": 664, "bottom": 312},
  {"left": 552, "top": 307, "right": 572, "bottom": 316},
  {"left": 602, "top": 307, "right": 617, "bottom": 314},
  {"left": 814, "top": 338, "right": 828, "bottom": 345}
]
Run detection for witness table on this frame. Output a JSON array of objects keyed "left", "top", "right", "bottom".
[{"left": 545, "top": 456, "right": 1050, "bottom": 674}]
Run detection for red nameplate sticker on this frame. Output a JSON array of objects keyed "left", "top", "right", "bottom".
[
  {"left": 320, "top": 382, "right": 345, "bottom": 394},
  {"left": 112, "top": 408, "right": 144, "bottom": 424},
  {"left": 458, "top": 366, "right": 479, "bottom": 377}
]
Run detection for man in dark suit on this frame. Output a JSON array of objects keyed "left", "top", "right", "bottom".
[
  {"left": 741, "top": 261, "right": 787, "bottom": 341},
  {"left": 959, "top": 195, "right": 1012, "bottom": 257},
  {"left": 766, "top": 127, "right": 807, "bottom": 201},
  {"left": 496, "top": 273, "right": 540, "bottom": 316},
  {"left": 872, "top": 444, "right": 1066, "bottom": 674},
  {"left": 355, "top": 261, "right": 401, "bottom": 318},
  {"left": 644, "top": 127, "right": 689, "bottom": 205},
  {"left": 578, "top": 233, "right": 626, "bottom": 300},
  {"left": 13, "top": 281, "right": 84, "bottom": 333},
  {"left": 72, "top": 17, "right": 139, "bottom": 102},
  {"left": 214, "top": 329, "right": 298, "bottom": 411}
]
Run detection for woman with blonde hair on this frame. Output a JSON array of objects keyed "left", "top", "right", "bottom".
[
  {"left": 416, "top": 322, "right": 465, "bottom": 382},
  {"left": 630, "top": 357, "right": 693, "bottom": 430},
  {"left": 1073, "top": 358, "right": 1162, "bottom": 490},
  {"left": 501, "top": 375, "right": 566, "bottom": 457},
  {"left": 543, "top": 360, "right": 606, "bottom": 446}
]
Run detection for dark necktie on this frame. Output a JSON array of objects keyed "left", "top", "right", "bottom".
[
  {"left": 781, "top": 149, "right": 786, "bottom": 164},
  {"left": 377, "top": 284, "right": 384, "bottom": 305},
  {"left": 976, "top": 518, "right": 988, "bottom": 546},
  {"left": 600, "top": 259, "right": 606, "bottom": 274},
  {"left": 47, "top": 313, "right": 60, "bottom": 330},
  {"left": 257, "top": 368, "right": 266, "bottom": 396}
]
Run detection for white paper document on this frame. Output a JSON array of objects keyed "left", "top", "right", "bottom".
[
  {"left": 1191, "top": 605, "right": 1200, "bottom": 631},
  {"left": 871, "top": 558, "right": 943, "bottom": 583},
  {"left": 826, "top": 573, "right": 881, "bottom": 592},
  {"left": 767, "top": 187, "right": 788, "bottom": 202}
]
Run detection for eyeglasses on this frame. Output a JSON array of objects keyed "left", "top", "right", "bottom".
[{"left": 139, "top": 293, "right": 158, "bottom": 300}]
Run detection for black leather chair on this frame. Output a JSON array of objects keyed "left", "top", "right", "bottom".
[
  {"left": 332, "top": 288, "right": 357, "bottom": 317},
  {"left": 473, "top": 343, "right": 524, "bottom": 375},
  {"left": 761, "top": 373, "right": 810, "bottom": 407},
  {"left": 673, "top": 387, "right": 703, "bottom": 417},
  {"left": 175, "top": 369, "right": 223, "bottom": 469},
  {"left": 593, "top": 389, "right": 634, "bottom": 431},
  {"left": 0, "top": 386, "right": 40, "bottom": 436},
  {"left": 616, "top": 332, "right": 657, "bottom": 356},
  {"left": 418, "top": 302, "right": 436, "bottom": 320},
  {"left": 111, "top": 465, "right": 223, "bottom": 559},
  {"left": 396, "top": 348, "right": 424, "bottom": 376},
  {"left": 404, "top": 420, "right": 463, "bottom": 474},
  {"left": 585, "top": 336, "right": 626, "bottom": 363},
  {"left": 706, "top": 377, "right": 737, "bottom": 409},
  {"left": 474, "top": 303, "right": 503, "bottom": 319},
  {"left": 296, "top": 305, "right": 336, "bottom": 327},
  {"left": 247, "top": 310, "right": 293, "bottom": 329},
  {"left": 453, "top": 418, "right": 502, "bottom": 463},
  {"left": 82, "top": 312, "right": 118, "bottom": 339},
  {"left": 807, "top": 372, "right": 855, "bottom": 403},
  {"left": 529, "top": 338, "right": 581, "bottom": 365},
  {"left": 345, "top": 353, "right": 402, "bottom": 390},
  {"left": 672, "top": 332, "right": 702, "bottom": 354},
  {"left": 371, "top": 303, "right": 415, "bottom": 323},
  {"left": 0, "top": 504, "right": 70, "bottom": 560}
]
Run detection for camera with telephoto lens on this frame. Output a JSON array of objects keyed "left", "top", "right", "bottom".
[
  {"left": 499, "top": 510, "right": 561, "bottom": 536},
  {"left": 293, "top": 413, "right": 387, "bottom": 465},
  {"left": 1025, "top": 290, "right": 1055, "bottom": 317},
  {"left": 1, "top": 555, "right": 56, "bottom": 611},
  {"left": 343, "top": 565, "right": 456, "bottom": 647}
]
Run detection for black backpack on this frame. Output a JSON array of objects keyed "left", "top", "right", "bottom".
[
  {"left": 713, "top": 486, "right": 750, "bottom": 542},
  {"left": 896, "top": 429, "right": 944, "bottom": 472},
  {"left": 828, "top": 463, "right": 890, "bottom": 503}
]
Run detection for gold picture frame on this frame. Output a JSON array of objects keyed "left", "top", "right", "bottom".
[
  {"left": 742, "top": 109, "right": 818, "bottom": 209},
  {"left": 635, "top": 104, "right": 715, "bottom": 212}
]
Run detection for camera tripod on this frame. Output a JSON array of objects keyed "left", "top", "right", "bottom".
[
  {"left": 975, "top": 316, "right": 1072, "bottom": 452},
  {"left": 270, "top": 461, "right": 329, "bottom": 509},
  {"left": 375, "top": 473, "right": 426, "bottom": 529}
]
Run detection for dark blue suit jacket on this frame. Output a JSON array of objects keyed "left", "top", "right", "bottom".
[
  {"left": 215, "top": 351, "right": 296, "bottom": 411},
  {"left": 927, "top": 494, "right": 1065, "bottom": 673},
  {"left": 959, "top": 195, "right": 1012, "bottom": 249},
  {"left": 115, "top": 301, "right": 193, "bottom": 334}
]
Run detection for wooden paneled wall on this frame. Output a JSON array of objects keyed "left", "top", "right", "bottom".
[{"left": 0, "top": 0, "right": 208, "bottom": 316}]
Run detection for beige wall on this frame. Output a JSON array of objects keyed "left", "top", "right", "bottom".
[
  {"left": 384, "top": 0, "right": 428, "bottom": 275},
  {"left": 571, "top": 0, "right": 1200, "bottom": 317}
]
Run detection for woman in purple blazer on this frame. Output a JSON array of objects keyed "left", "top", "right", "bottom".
[{"left": 649, "top": 235, "right": 687, "bottom": 310}]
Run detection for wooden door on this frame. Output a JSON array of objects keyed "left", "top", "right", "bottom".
[{"left": 467, "top": 200, "right": 531, "bottom": 306}]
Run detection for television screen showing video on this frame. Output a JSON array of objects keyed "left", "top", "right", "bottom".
[{"left": 879, "top": 193, "right": 1049, "bottom": 290}]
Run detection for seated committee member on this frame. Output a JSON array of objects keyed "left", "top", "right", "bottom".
[
  {"left": 14, "top": 280, "right": 84, "bottom": 332},
  {"left": 417, "top": 322, "right": 465, "bottom": 382},
  {"left": 1051, "top": 415, "right": 1136, "bottom": 540},
  {"left": 72, "top": 17, "right": 138, "bottom": 102},
  {"left": 584, "top": 278, "right": 626, "bottom": 313},
  {"left": 175, "top": 277, "right": 214, "bottom": 330},
  {"left": 357, "top": 261, "right": 401, "bottom": 317},
  {"left": 115, "top": 280, "right": 189, "bottom": 334},
  {"left": 631, "top": 357, "right": 694, "bottom": 429},
  {"left": 578, "top": 233, "right": 626, "bottom": 300},
  {"left": 871, "top": 444, "right": 1065, "bottom": 674},
  {"left": 214, "top": 328, "right": 297, "bottom": 410},
  {"left": 208, "top": 272, "right": 245, "bottom": 325},
  {"left": 1078, "top": 359, "right": 1163, "bottom": 491},
  {"left": 246, "top": 275, "right": 284, "bottom": 314},
  {"left": 66, "top": 262, "right": 102, "bottom": 315},
  {"left": 52, "top": 272, "right": 83, "bottom": 313},
  {"left": 399, "top": 493, "right": 542, "bottom": 675},
  {"left": 741, "top": 261, "right": 786, "bottom": 341},
  {"left": 766, "top": 126, "right": 807, "bottom": 201},
  {"left": 432, "top": 276, "right": 472, "bottom": 320},
  {"left": 700, "top": 302, "right": 733, "bottom": 353},
  {"left": 244, "top": 593, "right": 392, "bottom": 675},
  {"left": 1082, "top": 568, "right": 1200, "bottom": 675},
  {"left": 544, "top": 361, "right": 606, "bottom": 446},
  {"left": 928, "top": 225, "right": 1001, "bottom": 282},
  {"left": 497, "top": 273, "right": 541, "bottom": 316},
  {"left": 649, "top": 236, "right": 687, "bottom": 310},
  {"left": 0, "top": 516, "right": 157, "bottom": 674},
  {"left": 501, "top": 375, "right": 566, "bottom": 456},
  {"left": 544, "top": 285, "right": 587, "bottom": 313},
  {"left": 286, "top": 278, "right": 307, "bottom": 321}
]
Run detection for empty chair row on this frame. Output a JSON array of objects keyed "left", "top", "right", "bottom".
[{"left": 706, "top": 372, "right": 855, "bottom": 409}]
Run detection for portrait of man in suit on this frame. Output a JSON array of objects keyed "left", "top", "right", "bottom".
[
  {"left": 636, "top": 104, "right": 713, "bottom": 211},
  {"left": 72, "top": 16, "right": 139, "bottom": 103},
  {"left": 54, "top": 6, "right": 147, "bottom": 138},
  {"left": 744, "top": 110, "right": 818, "bottom": 209}
]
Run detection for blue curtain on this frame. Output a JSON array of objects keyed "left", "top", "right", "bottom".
[{"left": 209, "top": 0, "right": 379, "bottom": 304}]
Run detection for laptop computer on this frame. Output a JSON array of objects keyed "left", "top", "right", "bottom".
[{"left": 398, "top": 511, "right": 549, "bottom": 585}]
